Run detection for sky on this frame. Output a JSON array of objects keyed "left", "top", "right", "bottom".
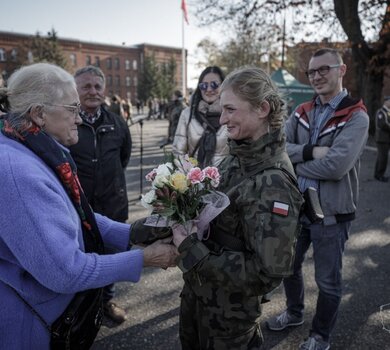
[{"left": 0, "top": 0, "right": 219, "bottom": 88}]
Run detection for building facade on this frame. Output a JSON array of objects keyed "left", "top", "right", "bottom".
[{"left": 0, "top": 31, "right": 187, "bottom": 104}]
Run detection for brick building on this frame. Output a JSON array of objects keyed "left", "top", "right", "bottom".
[{"left": 0, "top": 31, "right": 187, "bottom": 104}]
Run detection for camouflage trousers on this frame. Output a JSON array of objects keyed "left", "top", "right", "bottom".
[{"left": 179, "top": 283, "right": 263, "bottom": 350}]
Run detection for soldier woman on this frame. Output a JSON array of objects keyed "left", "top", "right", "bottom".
[{"left": 172, "top": 66, "right": 304, "bottom": 349}]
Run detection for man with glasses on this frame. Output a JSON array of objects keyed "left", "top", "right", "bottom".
[
  {"left": 266, "top": 48, "right": 369, "bottom": 350},
  {"left": 69, "top": 66, "right": 132, "bottom": 324}
]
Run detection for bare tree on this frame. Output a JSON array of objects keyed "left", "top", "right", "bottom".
[{"left": 192, "top": 0, "right": 390, "bottom": 129}]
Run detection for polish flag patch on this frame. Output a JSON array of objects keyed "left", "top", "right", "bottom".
[{"left": 272, "top": 201, "right": 289, "bottom": 216}]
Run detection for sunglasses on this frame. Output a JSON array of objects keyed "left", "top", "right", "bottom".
[
  {"left": 198, "top": 81, "right": 220, "bottom": 91},
  {"left": 305, "top": 64, "right": 340, "bottom": 79}
]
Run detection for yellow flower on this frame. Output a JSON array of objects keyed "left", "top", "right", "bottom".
[
  {"left": 170, "top": 172, "right": 189, "bottom": 193},
  {"left": 188, "top": 157, "right": 198, "bottom": 167}
]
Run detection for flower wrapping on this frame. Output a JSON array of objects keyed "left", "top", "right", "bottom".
[{"left": 140, "top": 154, "right": 230, "bottom": 240}]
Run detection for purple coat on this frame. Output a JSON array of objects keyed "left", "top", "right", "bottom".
[{"left": 0, "top": 132, "right": 143, "bottom": 349}]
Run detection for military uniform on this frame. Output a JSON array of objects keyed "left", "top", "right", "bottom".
[
  {"left": 176, "top": 129, "right": 304, "bottom": 350},
  {"left": 374, "top": 105, "right": 390, "bottom": 180}
]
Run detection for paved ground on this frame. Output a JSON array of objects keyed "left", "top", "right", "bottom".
[{"left": 92, "top": 117, "right": 390, "bottom": 350}]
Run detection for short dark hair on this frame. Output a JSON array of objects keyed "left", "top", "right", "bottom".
[
  {"left": 312, "top": 48, "right": 343, "bottom": 64},
  {"left": 174, "top": 90, "right": 183, "bottom": 98}
]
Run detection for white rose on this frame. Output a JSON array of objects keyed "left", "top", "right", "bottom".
[
  {"left": 152, "top": 174, "right": 170, "bottom": 188},
  {"left": 141, "top": 190, "right": 156, "bottom": 209},
  {"left": 155, "top": 163, "right": 173, "bottom": 177}
]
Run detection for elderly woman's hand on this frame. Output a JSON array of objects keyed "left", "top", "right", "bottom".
[{"left": 142, "top": 237, "right": 178, "bottom": 269}]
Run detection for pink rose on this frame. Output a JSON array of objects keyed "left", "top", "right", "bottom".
[
  {"left": 145, "top": 169, "right": 157, "bottom": 182},
  {"left": 203, "top": 166, "right": 220, "bottom": 187},
  {"left": 187, "top": 167, "right": 205, "bottom": 184}
]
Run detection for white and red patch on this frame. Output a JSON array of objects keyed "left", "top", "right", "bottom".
[{"left": 272, "top": 201, "right": 289, "bottom": 216}]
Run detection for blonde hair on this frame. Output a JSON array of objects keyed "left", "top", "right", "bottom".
[
  {"left": 0, "top": 62, "right": 76, "bottom": 132},
  {"left": 220, "top": 66, "right": 286, "bottom": 130}
]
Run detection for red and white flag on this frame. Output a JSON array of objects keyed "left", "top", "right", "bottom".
[
  {"left": 272, "top": 201, "right": 289, "bottom": 216},
  {"left": 181, "top": 0, "right": 189, "bottom": 25}
]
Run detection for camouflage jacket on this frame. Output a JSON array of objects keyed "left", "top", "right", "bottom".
[{"left": 177, "top": 129, "right": 303, "bottom": 298}]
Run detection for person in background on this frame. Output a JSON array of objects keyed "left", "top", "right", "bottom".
[
  {"left": 122, "top": 98, "right": 132, "bottom": 126},
  {"left": 172, "top": 66, "right": 228, "bottom": 168},
  {"left": 0, "top": 62, "right": 178, "bottom": 349},
  {"left": 108, "top": 94, "right": 123, "bottom": 117},
  {"left": 69, "top": 66, "right": 131, "bottom": 324},
  {"left": 266, "top": 48, "right": 369, "bottom": 350},
  {"left": 374, "top": 96, "right": 390, "bottom": 182},
  {"left": 171, "top": 66, "right": 303, "bottom": 349},
  {"left": 166, "top": 90, "right": 185, "bottom": 143}
]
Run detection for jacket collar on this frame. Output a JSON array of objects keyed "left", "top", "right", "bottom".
[{"left": 229, "top": 128, "right": 285, "bottom": 174}]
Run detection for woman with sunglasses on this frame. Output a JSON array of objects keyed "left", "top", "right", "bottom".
[{"left": 172, "top": 66, "right": 229, "bottom": 167}]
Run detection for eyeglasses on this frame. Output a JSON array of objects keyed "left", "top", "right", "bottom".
[
  {"left": 198, "top": 81, "right": 220, "bottom": 91},
  {"left": 305, "top": 65, "right": 340, "bottom": 79},
  {"left": 46, "top": 103, "right": 81, "bottom": 117}
]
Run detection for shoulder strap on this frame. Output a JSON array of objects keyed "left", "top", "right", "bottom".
[{"left": 5, "top": 283, "right": 51, "bottom": 332}]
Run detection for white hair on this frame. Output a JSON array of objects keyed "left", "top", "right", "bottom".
[{"left": 0, "top": 62, "right": 76, "bottom": 132}]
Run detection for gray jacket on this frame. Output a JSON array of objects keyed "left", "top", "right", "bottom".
[{"left": 285, "top": 96, "right": 369, "bottom": 225}]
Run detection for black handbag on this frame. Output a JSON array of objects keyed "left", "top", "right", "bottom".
[
  {"left": 8, "top": 282, "right": 104, "bottom": 350},
  {"left": 303, "top": 187, "right": 324, "bottom": 223},
  {"left": 50, "top": 288, "right": 104, "bottom": 350}
]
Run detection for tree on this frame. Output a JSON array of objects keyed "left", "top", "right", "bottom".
[
  {"left": 17, "top": 28, "right": 67, "bottom": 68},
  {"left": 193, "top": 0, "right": 390, "bottom": 130},
  {"left": 155, "top": 57, "right": 177, "bottom": 99},
  {"left": 138, "top": 55, "right": 178, "bottom": 102},
  {"left": 137, "top": 55, "right": 158, "bottom": 103},
  {"left": 195, "top": 32, "right": 280, "bottom": 74}
]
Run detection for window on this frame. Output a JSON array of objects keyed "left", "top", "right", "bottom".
[
  {"left": 27, "top": 51, "right": 33, "bottom": 63},
  {"left": 132, "top": 60, "right": 137, "bottom": 70},
  {"left": 0, "top": 48, "right": 6, "bottom": 62},
  {"left": 114, "top": 58, "right": 120, "bottom": 70},
  {"left": 106, "top": 57, "right": 112, "bottom": 69},
  {"left": 86, "top": 55, "right": 91, "bottom": 65},
  {"left": 125, "top": 76, "right": 131, "bottom": 87},
  {"left": 69, "top": 53, "right": 77, "bottom": 67},
  {"left": 95, "top": 56, "right": 100, "bottom": 67},
  {"left": 115, "top": 75, "right": 120, "bottom": 87},
  {"left": 11, "top": 49, "right": 17, "bottom": 61},
  {"left": 107, "top": 75, "right": 113, "bottom": 87},
  {"left": 126, "top": 91, "right": 131, "bottom": 101},
  {"left": 125, "top": 59, "right": 130, "bottom": 70},
  {"left": 133, "top": 76, "right": 138, "bottom": 86}
]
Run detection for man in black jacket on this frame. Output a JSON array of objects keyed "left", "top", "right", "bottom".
[
  {"left": 70, "top": 66, "right": 132, "bottom": 323},
  {"left": 374, "top": 96, "right": 390, "bottom": 182}
]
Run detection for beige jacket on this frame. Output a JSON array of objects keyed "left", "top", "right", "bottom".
[{"left": 172, "top": 107, "right": 229, "bottom": 167}]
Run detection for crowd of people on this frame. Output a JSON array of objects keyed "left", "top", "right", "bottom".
[{"left": 0, "top": 46, "right": 385, "bottom": 350}]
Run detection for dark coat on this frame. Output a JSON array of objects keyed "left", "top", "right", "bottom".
[
  {"left": 69, "top": 107, "right": 132, "bottom": 222},
  {"left": 375, "top": 106, "right": 390, "bottom": 144}
]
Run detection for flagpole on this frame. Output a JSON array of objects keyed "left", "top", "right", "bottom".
[{"left": 181, "top": 10, "right": 186, "bottom": 97}]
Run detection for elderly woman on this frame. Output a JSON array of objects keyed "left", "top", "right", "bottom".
[
  {"left": 173, "top": 66, "right": 229, "bottom": 167},
  {"left": 0, "top": 63, "right": 177, "bottom": 349},
  {"left": 172, "top": 67, "right": 304, "bottom": 349}
]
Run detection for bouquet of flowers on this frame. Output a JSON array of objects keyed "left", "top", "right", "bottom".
[{"left": 141, "top": 154, "right": 230, "bottom": 240}]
